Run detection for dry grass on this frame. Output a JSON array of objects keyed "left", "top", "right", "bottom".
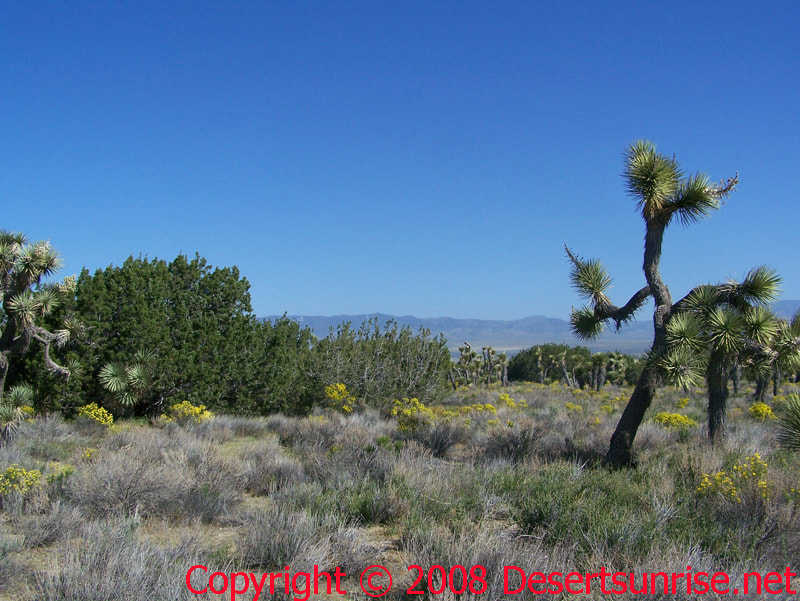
[{"left": 0, "top": 382, "right": 797, "bottom": 599}]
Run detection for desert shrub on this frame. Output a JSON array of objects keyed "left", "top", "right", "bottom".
[
  {"left": 14, "top": 414, "right": 85, "bottom": 461},
  {"left": 507, "top": 463, "right": 660, "bottom": 561},
  {"left": 76, "top": 402, "right": 114, "bottom": 426},
  {"left": 309, "top": 318, "right": 451, "bottom": 409},
  {"left": 0, "top": 536, "right": 18, "bottom": 591},
  {"left": 216, "top": 414, "right": 272, "bottom": 438},
  {"left": 325, "top": 424, "right": 399, "bottom": 482},
  {"left": 184, "top": 455, "right": 243, "bottom": 522},
  {"left": 163, "top": 400, "right": 214, "bottom": 425},
  {"left": 32, "top": 518, "right": 219, "bottom": 601},
  {"left": 334, "top": 476, "right": 409, "bottom": 524},
  {"left": 0, "top": 463, "right": 44, "bottom": 513},
  {"left": 21, "top": 500, "right": 86, "bottom": 548},
  {"left": 400, "top": 524, "right": 557, "bottom": 601},
  {"left": 748, "top": 401, "right": 775, "bottom": 421},
  {"left": 329, "top": 522, "right": 384, "bottom": 575},
  {"left": 237, "top": 504, "right": 331, "bottom": 571},
  {"left": 696, "top": 454, "right": 770, "bottom": 504},
  {"left": 653, "top": 412, "right": 697, "bottom": 429},
  {"left": 64, "top": 427, "right": 242, "bottom": 521},
  {"left": 169, "top": 414, "right": 236, "bottom": 444},
  {"left": 64, "top": 445, "right": 191, "bottom": 518},
  {"left": 478, "top": 420, "right": 541, "bottom": 463},
  {"left": 325, "top": 382, "right": 356, "bottom": 413},
  {"left": 410, "top": 421, "right": 466, "bottom": 458},
  {"left": 270, "top": 413, "right": 344, "bottom": 449},
  {"left": 391, "top": 397, "right": 434, "bottom": 432},
  {"left": 240, "top": 439, "right": 306, "bottom": 495}
]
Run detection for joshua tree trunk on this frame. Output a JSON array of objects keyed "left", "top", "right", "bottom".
[
  {"left": 730, "top": 364, "right": 741, "bottom": 395},
  {"left": 606, "top": 364, "right": 659, "bottom": 466},
  {"left": 0, "top": 356, "right": 8, "bottom": 405},
  {"left": 605, "top": 222, "right": 670, "bottom": 466},
  {"left": 707, "top": 351, "right": 729, "bottom": 442},
  {"left": 754, "top": 377, "right": 768, "bottom": 402}
]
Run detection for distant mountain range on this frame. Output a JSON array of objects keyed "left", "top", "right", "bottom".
[{"left": 268, "top": 300, "right": 800, "bottom": 357}]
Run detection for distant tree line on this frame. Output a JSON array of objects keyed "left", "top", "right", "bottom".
[{"left": 507, "top": 343, "right": 642, "bottom": 389}]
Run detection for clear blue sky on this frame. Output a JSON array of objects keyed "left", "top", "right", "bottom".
[{"left": 3, "top": 1, "right": 798, "bottom": 320}]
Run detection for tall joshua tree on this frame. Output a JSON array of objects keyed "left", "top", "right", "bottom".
[
  {"left": 567, "top": 140, "right": 738, "bottom": 466},
  {"left": 0, "top": 231, "right": 72, "bottom": 403}
]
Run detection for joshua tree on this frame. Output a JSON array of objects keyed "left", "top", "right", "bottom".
[
  {"left": 0, "top": 231, "right": 73, "bottom": 404},
  {"left": 661, "top": 271, "right": 781, "bottom": 441},
  {"left": 567, "top": 140, "right": 738, "bottom": 466}
]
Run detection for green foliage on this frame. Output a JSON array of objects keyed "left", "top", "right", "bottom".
[
  {"left": 70, "top": 254, "right": 258, "bottom": 413},
  {"left": 309, "top": 318, "right": 451, "bottom": 410},
  {"left": 697, "top": 454, "right": 770, "bottom": 504}
]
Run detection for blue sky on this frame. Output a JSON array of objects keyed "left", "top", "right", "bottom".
[{"left": 3, "top": 1, "right": 799, "bottom": 320}]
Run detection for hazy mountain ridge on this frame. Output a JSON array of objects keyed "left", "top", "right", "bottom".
[
  {"left": 268, "top": 300, "right": 800, "bottom": 356},
  {"left": 267, "top": 313, "right": 652, "bottom": 354}
]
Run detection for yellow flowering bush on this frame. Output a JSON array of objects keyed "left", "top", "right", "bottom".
[
  {"left": 675, "top": 397, "right": 690, "bottom": 409},
  {"left": 564, "top": 402, "right": 583, "bottom": 413},
  {"left": 697, "top": 471, "right": 739, "bottom": 502},
  {"left": 732, "top": 453, "right": 770, "bottom": 499},
  {"left": 698, "top": 454, "right": 770, "bottom": 503},
  {"left": 325, "top": 383, "right": 355, "bottom": 413},
  {"left": 748, "top": 402, "right": 775, "bottom": 421},
  {"left": 0, "top": 464, "right": 42, "bottom": 497},
  {"left": 77, "top": 403, "right": 114, "bottom": 426},
  {"left": 164, "top": 401, "right": 213, "bottom": 425},
  {"left": 497, "top": 392, "right": 527, "bottom": 409},
  {"left": 653, "top": 412, "right": 697, "bottom": 429},
  {"left": 391, "top": 397, "right": 434, "bottom": 432}
]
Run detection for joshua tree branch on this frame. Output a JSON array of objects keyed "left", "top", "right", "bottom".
[
  {"left": 30, "top": 327, "right": 70, "bottom": 376},
  {"left": 593, "top": 286, "right": 652, "bottom": 329}
]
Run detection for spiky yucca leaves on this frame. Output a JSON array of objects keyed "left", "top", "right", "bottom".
[
  {"left": 98, "top": 349, "right": 156, "bottom": 413},
  {"left": 566, "top": 247, "right": 649, "bottom": 341},
  {"left": 624, "top": 140, "right": 738, "bottom": 227},
  {"left": 0, "top": 383, "right": 35, "bottom": 441},
  {"left": 1, "top": 230, "right": 74, "bottom": 404},
  {"left": 776, "top": 393, "right": 800, "bottom": 451}
]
